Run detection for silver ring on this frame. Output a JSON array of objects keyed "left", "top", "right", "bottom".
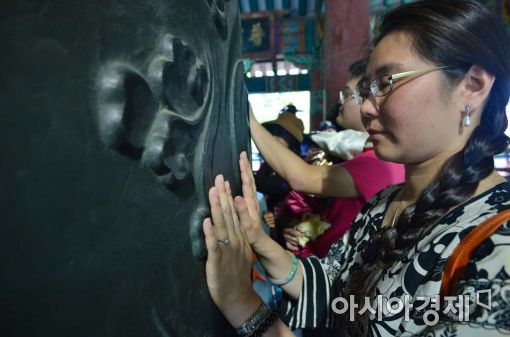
[{"left": 217, "top": 237, "right": 230, "bottom": 245}]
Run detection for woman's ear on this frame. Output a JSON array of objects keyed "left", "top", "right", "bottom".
[{"left": 459, "top": 64, "right": 495, "bottom": 109}]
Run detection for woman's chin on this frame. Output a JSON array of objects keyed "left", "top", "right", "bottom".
[{"left": 372, "top": 145, "right": 404, "bottom": 164}]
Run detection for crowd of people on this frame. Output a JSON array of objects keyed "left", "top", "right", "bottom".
[{"left": 202, "top": 1, "right": 510, "bottom": 336}]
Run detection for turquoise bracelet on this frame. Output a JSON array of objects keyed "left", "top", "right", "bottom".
[{"left": 267, "top": 252, "right": 298, "bottom": 286}]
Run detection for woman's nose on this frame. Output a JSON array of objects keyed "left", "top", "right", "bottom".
[{"left": 360, "top": 97, "right": 379, "bottom": 118}]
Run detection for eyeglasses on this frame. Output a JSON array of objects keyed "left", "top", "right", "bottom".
[
  {"left": 338, "top": 89, "right": 354, "bottom": 105},
  {"left": 352, "top": 66, "right": 449, "bottom": 105}
]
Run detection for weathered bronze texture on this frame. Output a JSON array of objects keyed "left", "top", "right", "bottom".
[{"left": 0, "top": 0, "right": 248, "bottom": 336}]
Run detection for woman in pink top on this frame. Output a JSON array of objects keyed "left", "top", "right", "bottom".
[
  {"left": 289, "top": 148, "right": 404, "bottom": 258},
  {"left": 258, "top": 59, "right": 404, "bottom": 258}
]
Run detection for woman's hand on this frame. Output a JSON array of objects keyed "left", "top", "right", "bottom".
[
  {"left": 203, "top": 174, "right": 262, "bottom": 327},
  {"left": 237, "top": 151, "right": 269, "bottom": 248},
  {"left": 283, "top": 227, "right": 305, "bottom": 252}
]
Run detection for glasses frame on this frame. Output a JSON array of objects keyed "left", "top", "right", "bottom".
[
  {"left": 339, "top": 88, "right": 355, "bottom": 105},
  {"left": 353, "top": 66, "right": 449, "bottom": 105}
]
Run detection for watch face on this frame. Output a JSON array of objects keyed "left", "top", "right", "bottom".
[{"left": 0, "top": 0, "right": 248, "bottom": 336}]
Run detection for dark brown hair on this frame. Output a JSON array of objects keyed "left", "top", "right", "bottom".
[{"left": 338, "top": 1, "right": 510, "bottom": 336}]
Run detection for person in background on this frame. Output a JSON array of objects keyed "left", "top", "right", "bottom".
[
  {"left": 202, "top": 1, "right": 510, "bottom": 336},
  {"left": 254, "top": 109, "right": 304, "bottom": 224},
  {"left": 278, "top": 58, "right": 405, "bottom": 258},
  {"left": 250, "top": 108, "right": 305, "bottom": 319}
]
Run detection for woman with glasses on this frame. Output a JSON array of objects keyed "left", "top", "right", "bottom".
[{"left": 202, "top": 1, "right": 510, "bottom": 336}]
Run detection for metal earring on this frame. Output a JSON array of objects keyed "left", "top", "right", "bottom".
[{"left": 463, "top": 103, "right": 472, "bottom": 127}]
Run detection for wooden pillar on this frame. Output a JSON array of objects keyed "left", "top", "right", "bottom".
[{"left": 323, "top": 0, "right": 370, "bottom": 110}]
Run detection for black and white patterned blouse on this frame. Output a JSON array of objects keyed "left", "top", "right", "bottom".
[{"left": 281, "top": 182, "right": 510, "bottom": 336}]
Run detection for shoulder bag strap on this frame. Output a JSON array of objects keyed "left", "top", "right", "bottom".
[{"left": 440, "top": 208, "right": 510, "bottom": 301}]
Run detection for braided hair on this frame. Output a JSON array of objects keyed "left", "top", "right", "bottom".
[{"left": 337, "top": 1, "right": 510, "bottom": 336}]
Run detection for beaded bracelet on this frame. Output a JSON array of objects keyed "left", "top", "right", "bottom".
[
  {"left": 235, "top": 302, "right": 271, "bottom": 336},
  {"left": 267, "top": 252, "right": 298, "bottom": 286},
  {"left": 249, "top": 311, "right": 279, "bottom": 337}
]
